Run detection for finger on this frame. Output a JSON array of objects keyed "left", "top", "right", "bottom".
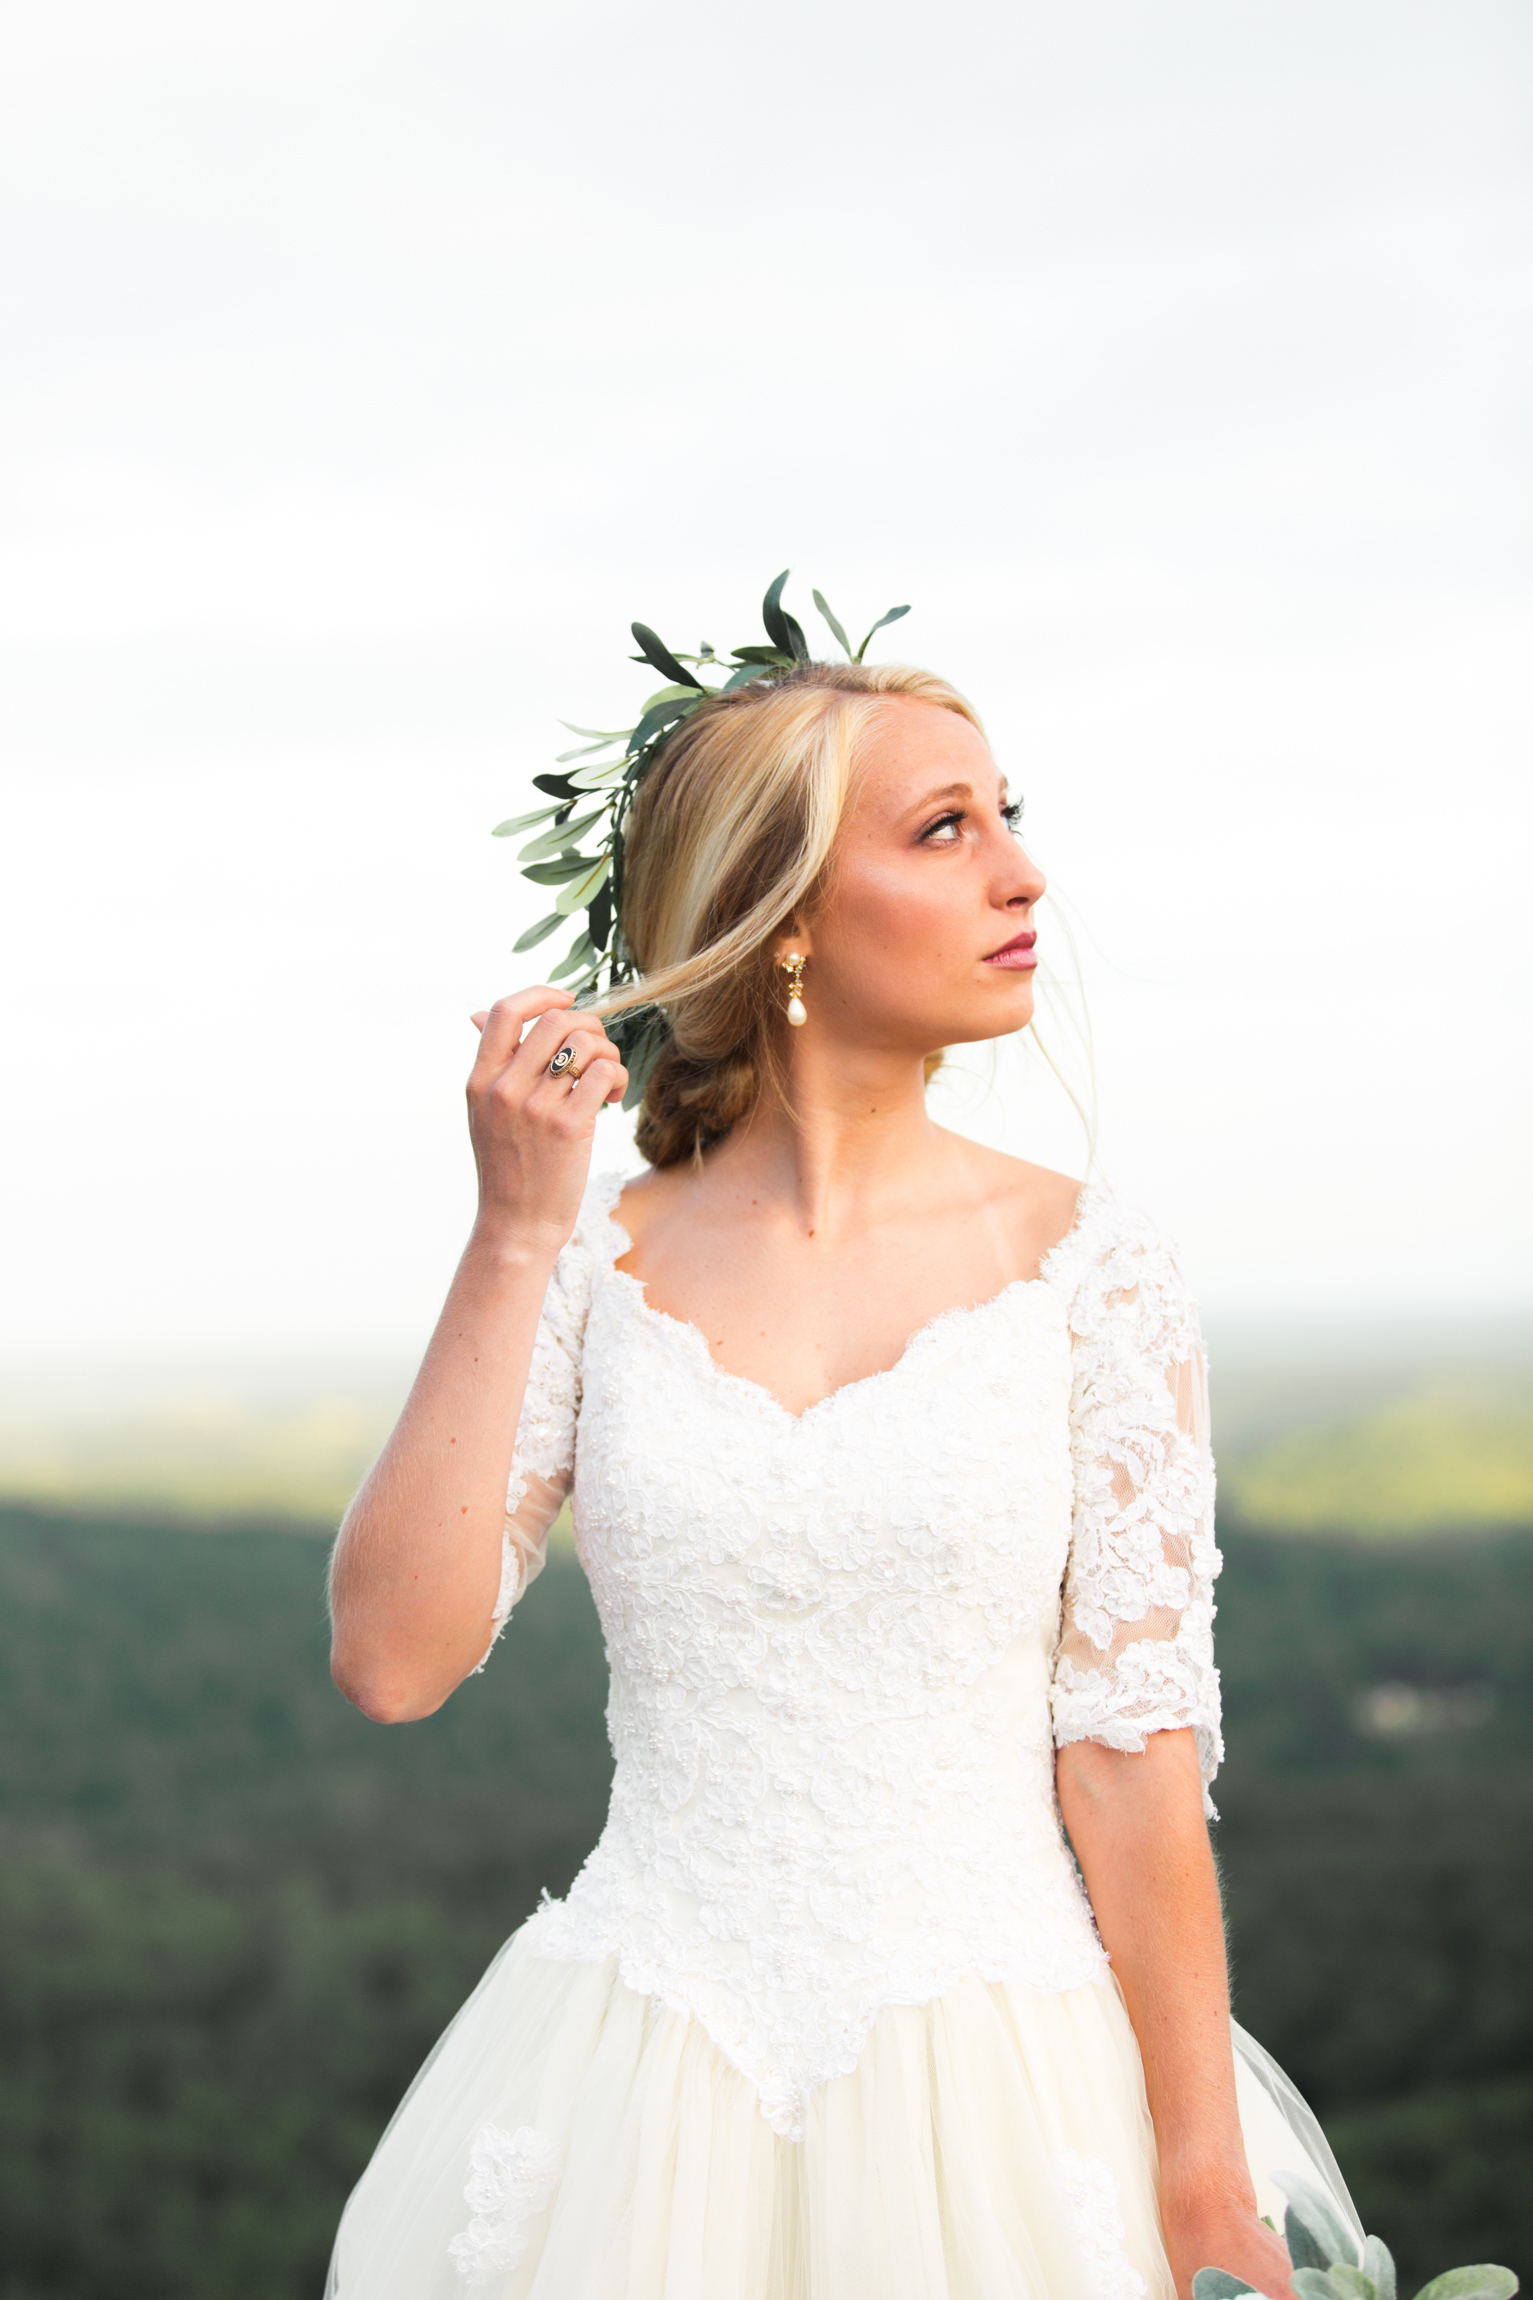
[
  {"left": 473, "top": 987, "right": 573, "bottom": 1074},
  {"left": 528, "top": 1026, "right": 624, "bottom": 1092},
  {"left": 470, "top": 1011, "right": 488, "bottom": 1034},
  {"left": 520, "top": 1007, "right": 622, "bottom": 1076},
  {"left": 565, "top": 1057, "right": 627, "bottom": 1113}
]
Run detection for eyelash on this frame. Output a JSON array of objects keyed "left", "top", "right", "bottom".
[{"left": 920, "top": 800, "right": 1025, "bottom": 845}]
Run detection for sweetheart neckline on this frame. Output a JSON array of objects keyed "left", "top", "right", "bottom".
[{"left": 592, "top": 1177, "right": 1096, "bottom": 1427}]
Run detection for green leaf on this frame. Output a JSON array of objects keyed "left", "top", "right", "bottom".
[
  {"left": 729, "top": 644, "right": 793, "bottom": 665},
  {"left": 555, "top": 852, "right": 610, "bottom": 916},
  {"left": 533, "top": 772, "right": 580, "bottom": 799},
  {"left": 587, "top": 879, "right": 613, "bottom": 952},
  {"left": 1292, "top": 2275, "right": 1345, "bottom": 2300},
  {"left": 722, "top": 661, "right": 775, "bottom": 692},
  {"left": 555, "top": 737, "right": 624, "bottom": 765},
  {"left": 548, "top": 932, "right": 597, "bottom": 983},
  {"left": 1328, "top": 2269, "right": 1378, "bottom": 2299},
  {"left": 517, "top": 806, "right": 605, "bottom": 861},
  {"left": 812, "top": 589, "right": 854, "bottom": 660},
  {"left": 491, "top": 805, "right": 559, "bottom": 837},
  {"left": 522, "top": 854, "right": 596, "bottom": 885},
  {"left": 1191, "top": 2275, "right": 1260, "bottom": 2299},
  {"left": 640, "top": 681, "right": 707, "bottom": 715},
  {"left": 620, "top": 1018, "right": 666, "bottom": 1110},
  {"left": 1412, "top": 2272, "right": 1519, "bottom": 2300},
  {"left": 626, "top": 693, "right": 701, "bottom": 755},
  {"left": 512, "top": 910, "right": 564, "bottom": 953},
  {"left": 559, "top": 723, "right": 629, "bottom": 741},
  {"left": 1363, "top": 2238, "right": 1397, "bottom": 2300},
  {"left": 761, "top": 568, "right": 810, "bottom": 662},
  {"left": 854, "top": 602, "right": 911, "bottom": 660},
  {"left": 761, "top": 568, "right": 793, "bottom": 649},
  {"left": 567, "top": 760, "right": 630, "bottom": 790},
  {"left": 1276, "top": 2172, "right": 1357, "bottom": 2274},
  {"left": 631, "top": 621, "right": 706, "bottom": 692}
]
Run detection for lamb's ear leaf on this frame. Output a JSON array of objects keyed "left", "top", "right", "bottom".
[
  {"left": 492, "top": 805, "right": 559, "bottom": 836},
  {"left": 854, "top": 602, "right": 911, "bottom": 660},
  {"left": 1412, "top": 2271, "right": 1520, "bottom": 2300},
  {"left": 1287, "top": 2212, "right": 1336, "bottom": 2273},
  {"left": 1191, "top": 2274, "right": 1261, "bottom": 2299},
  {"left": 813, "top": 589, "right": 854, "bottom": 660},
  {"left": 1362, "top": 2238, "right": 1397, "bottom": 2300},
  {"left": 1326, "top": 2267, "right": 1378, "bottom": 2299},
  {"left": 1291, "top": 2275, "right": 1344, "bottom": 2300},
  {"left": 631, "top": 622, "right": 706, "bottom": 692},
  {"left": 1275, "top": 2171, "right": 1357, "bottom": 2273},
  {"left": 512, "top": 911, "right": 564, "bottom": 953}
]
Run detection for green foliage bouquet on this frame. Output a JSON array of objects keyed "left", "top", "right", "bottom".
[{"left": 1193, "top": 2170, "right": 1519, "bottom": 2300}]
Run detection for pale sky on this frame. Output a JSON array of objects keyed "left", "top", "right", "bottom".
[{"left": 2, "top": 0, "right": 1530, "bottom": 1358}]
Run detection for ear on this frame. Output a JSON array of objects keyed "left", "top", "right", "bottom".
[{"left": 772, "top": 921, "right": 814, "bottom": 964}]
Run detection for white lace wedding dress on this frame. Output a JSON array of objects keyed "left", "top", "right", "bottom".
[{"left": 327, "top": 1175, "right": 1358, "bottom": 2300}]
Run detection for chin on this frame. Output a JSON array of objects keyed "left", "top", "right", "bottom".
[{"left": 939, "top": 986, "right": 1036, "bottom": 1047}]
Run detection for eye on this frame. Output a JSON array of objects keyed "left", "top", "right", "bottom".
[
  {"left": 1001, "top": 798, "right": 1024, "bottom": 833},
  {"left": 918, "top": 809, "right": 965, "bottom": 846}
]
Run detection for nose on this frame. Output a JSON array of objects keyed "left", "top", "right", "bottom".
[{"left": 998, "top": 837, "right": 1046, "bottom": 910}]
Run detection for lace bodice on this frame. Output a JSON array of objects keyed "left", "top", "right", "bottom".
[{"left": 487, "top": 1173, "right": 1221, "bottom": 2140}]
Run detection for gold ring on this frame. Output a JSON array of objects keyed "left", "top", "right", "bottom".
[{"left": 548, "top": 1044, "right": 581, "bottom": 1081}]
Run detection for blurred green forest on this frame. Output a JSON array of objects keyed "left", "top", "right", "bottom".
[{"left": 1, "top": 1502, "right": 1529, "bottom": 2300}]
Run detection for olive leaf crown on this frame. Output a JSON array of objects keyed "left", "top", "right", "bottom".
[{"left": 493, "top": 569, "right": 909, "bottom": 1110}]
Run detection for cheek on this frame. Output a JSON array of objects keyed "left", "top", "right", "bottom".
[{"left": 821, "top": 854, "right": 967, "bottom": 983}]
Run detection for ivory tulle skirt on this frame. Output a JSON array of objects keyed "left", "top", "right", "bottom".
[{"left": 326, "top": 1926, "right": 1359, "bottom": 2300}]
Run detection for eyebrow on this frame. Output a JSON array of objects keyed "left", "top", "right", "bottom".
[{"left": 906, "top": 777, "right": 1010, "bottom": 815}]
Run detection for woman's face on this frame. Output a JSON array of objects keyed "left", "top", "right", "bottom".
[{"left": 794, "top": 700, "right": 1046, "bottom": 1055}]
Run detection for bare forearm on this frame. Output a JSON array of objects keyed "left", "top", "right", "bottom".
[
  {"left": 327, "top": 987, "right": 627, "bottom": 1726},
  {"left": 328, "top": 1222, "right": 559, "bottom": 1721},
  {"left": 1057, "top": 1732, "right": 1249, "bottom": 2203}
]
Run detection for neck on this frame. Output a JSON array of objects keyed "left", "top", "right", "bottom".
[{"left": 710, "top": 1036, "right": 958, "bottom": 1238}]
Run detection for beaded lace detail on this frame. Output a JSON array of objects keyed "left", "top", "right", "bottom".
[
  {"left": 490, "top": 1172, "right": 1221, "bottom": 2139},
  {"left": 446, "top": 2125, "right": 561, "bottom": 2286},
  {"left": 1052, "top": 2152, "right": 1150, "bottom": 2300}
]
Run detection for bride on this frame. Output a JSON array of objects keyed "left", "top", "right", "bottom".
[{"left": 325, "top": 639, "right": 1357, "bottom": 2300}]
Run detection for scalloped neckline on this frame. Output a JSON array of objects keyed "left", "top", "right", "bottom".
[{"left": 592, "top": 1175, "right": 1095, "bottom": 1429}]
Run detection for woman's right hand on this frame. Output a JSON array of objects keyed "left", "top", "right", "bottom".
[{"left": 466, "top": 987, "right": 627, "bottom": 1256}]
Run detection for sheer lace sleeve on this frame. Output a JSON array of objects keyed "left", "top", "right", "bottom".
[
  {"left": 1045, "top": 1190, "right": 1224, "bottom": 1802},
  {"left": 475, "top": 1187, "right": 604, "bottom": 1666}
]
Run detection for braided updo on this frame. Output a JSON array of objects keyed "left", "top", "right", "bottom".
[{"left": 595, "top": 661, "right": 982, "bottom": 1167}]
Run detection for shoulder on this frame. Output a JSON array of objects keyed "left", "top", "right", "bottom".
[
  {"left": 544, "top": 1168, "right": 636, "bottom": 1321},
  {"left": 1041, "top": 1180, "right": 1203, "bottom": 1357},
  {"left": 940, "top": 1138, "right": 1085, "bottom": 1280}
]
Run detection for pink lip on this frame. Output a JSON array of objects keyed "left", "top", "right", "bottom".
[{"left": 983, "top": 930, "right": 1038, "bottom": 970}]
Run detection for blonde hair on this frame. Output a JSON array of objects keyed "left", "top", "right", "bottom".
[{"left": 596, "top": 661, "right": 982, "bottom": 1167}]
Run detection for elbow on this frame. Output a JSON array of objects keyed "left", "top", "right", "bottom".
[{"left": 329, "top": 1644, "right": 450, "bottom": 1726}]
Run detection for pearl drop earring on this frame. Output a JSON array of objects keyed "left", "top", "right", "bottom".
[{"left": 779, "top": 952, "right": 807, "bottom": 1027}]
